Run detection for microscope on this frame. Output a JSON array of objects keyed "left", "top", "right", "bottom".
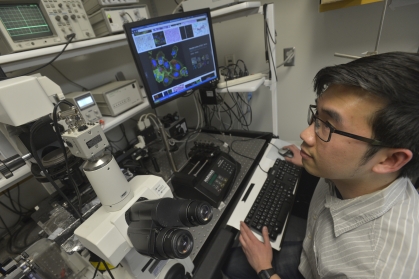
[{"left": 0, "top": 76, "right": 213, "bottom": 279}]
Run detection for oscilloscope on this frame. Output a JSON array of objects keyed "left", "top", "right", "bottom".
[{"left": 0, "top": 0, "right": 96, "bottom": 54}]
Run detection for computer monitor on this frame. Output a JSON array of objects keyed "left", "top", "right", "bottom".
[{"left": 124, "top": 9, "right": 219, "bottom": 109}]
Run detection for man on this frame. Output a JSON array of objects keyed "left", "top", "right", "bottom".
[{"left": 223, "top": 52, "right": 419, "bottom": 279}]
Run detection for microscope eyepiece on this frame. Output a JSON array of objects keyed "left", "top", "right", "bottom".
[
  {"left": 126, "top": 198, "right": 213, "bottom": 260},
  {"left": 156, "top": 228, "right": 194, "bottom": 259}
]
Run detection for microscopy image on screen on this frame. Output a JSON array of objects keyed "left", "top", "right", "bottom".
[
  {"left": 152, "top": 31, "right": 166, "bottom": 47},
  {"left": 149, "top": 45, "right": 188, "bottom": 87},
  {"left": 125, "top": 9, "right": 219, "bottom": 108}
]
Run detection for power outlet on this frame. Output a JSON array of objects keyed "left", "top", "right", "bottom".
[
  {"left": 284, "top": 48, "right": 295, "bottom": 66},
  {"left": 225, "top": 54, "right": 236, "bottom": 66}
]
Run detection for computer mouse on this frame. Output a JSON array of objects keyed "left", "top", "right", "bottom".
[{"left": 278, "top": 148, "right": 293, "bottom": 158}]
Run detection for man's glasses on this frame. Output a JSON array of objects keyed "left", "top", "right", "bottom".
[{"left": 307, "top": 105, "right": 389, "bottom": 147}]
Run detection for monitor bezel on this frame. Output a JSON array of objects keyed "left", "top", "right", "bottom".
[{"left": 124, "top": 8, "right": 219, "bottom": 109}]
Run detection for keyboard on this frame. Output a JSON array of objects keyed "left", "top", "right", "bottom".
[
  {"left": 227, "top": 139, "right": 302, "bottom": 250},
  {"left": 244, "top": 159, "right": 301, "bottom": 240}
]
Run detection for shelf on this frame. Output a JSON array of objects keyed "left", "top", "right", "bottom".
[
  {"left": 0, "top": 2, "right": 262, "bottom": 73},
  {"left": 210, "top": 1, "right": 261, "bottom": 23},
  {"left": 0, "top": 100, "right": 150, "bottom": 192},
  {"left": 0, "top": 34, "right": 128, "bottom": 73},
  {"left": 0, "top": 164, "right": 32, "bottom": 193},
  {"left": 216, "top": 77, "right": 265, "bottom": 93}
]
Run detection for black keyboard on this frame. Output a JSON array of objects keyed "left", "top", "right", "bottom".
[{"left": 244, "top": 159, "right": 301, "bottom": 240}]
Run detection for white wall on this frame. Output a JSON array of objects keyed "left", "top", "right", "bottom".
[
  {"left": 272, "top": 0, "right": 419, "bottom": 141},
  {"left": 153, "top": 0, "right": 419, "bottom": 140}
]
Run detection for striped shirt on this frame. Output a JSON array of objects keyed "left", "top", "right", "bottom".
[{"left": 298, "top": 177, "right": 419, "bottom": 279}]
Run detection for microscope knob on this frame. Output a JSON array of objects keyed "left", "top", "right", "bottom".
[{"left": 0, "top": 160, "right": 13, "bottom": 179}]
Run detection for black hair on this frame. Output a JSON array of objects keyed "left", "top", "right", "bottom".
[{"left": 313, "top": 52, "right": 419, "bottom": 179}]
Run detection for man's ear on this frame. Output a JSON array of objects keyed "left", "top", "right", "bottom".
[{"left": 372, "top": 149, "right": 413, "bottom": 174}]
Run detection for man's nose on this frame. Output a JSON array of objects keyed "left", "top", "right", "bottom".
[{"left": 300, "top": 123, "right": 316, "bottom": 146}]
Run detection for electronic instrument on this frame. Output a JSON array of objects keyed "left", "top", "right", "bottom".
[
  {"left": 82, "top": 0, "right": 141, "bottom": 15},
  {"left": 65, "top": 91, "right": 102, "bottom": 123},
  {"left": 172, "top": 142, "right": 240, "bottom": 207},
  {"left": 89, "top": 5, "right": 149, "bottom": 37},
  {"left": 0, "top": 0, "right": 95, "bottom": 54},
  {"left": 90, "top": 79, "right": 143, "bottom": 116}
]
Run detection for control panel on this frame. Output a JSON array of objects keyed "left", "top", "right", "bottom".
[
  {"left": 64, "top": 91, "right": 102, "bottom": 123},
  {"left": 172, "top": 142, "right": 241, "bottom": 207},
  {"left": 82, "top": 0, "right": 140, "bottom": 15},
  {"left": 0, "top": 0, "right": 96, "bottom": 54}
]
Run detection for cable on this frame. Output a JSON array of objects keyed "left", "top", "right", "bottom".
[
  {"left": 122, "top": 12, "right": 134, "bottom": 22},
  {"left": 236, "top": 92, "right": 252, "bottom": 128},
  {"left": 119, "top": 124, "right": 129, "bottom": 145},
  {"left": 266, "top": 30, "right": 278, "bottom": 82},
  {"left": 205, "top": 133, "right": 231, "bottom": 154},
  {"left": 52, "top": 100, "right": 84, "bottom": 218},
  {"left": 215, "top": 105, "right": 226, "bottom": 130},
  {"left": 102, "top": 261, "right": 115, "bottom": 279},
  {"left": 139, "top": 113, "right": 171, "bottom": 138},
  {"left": 0, "top": 200, "right": 21, "bottom": 215},
  {"left": 50, "top": 64, "right": 89, "bottom": 91},
  {"left": 8, "top": 221, "right": 38, "bottom": 253},
  {"left": 0, "top": 215, "right": 12, "bottom": 237},
  {"left": 1, "top": 186, "right": 33, "bottom": 218},
  {"left": 107, "top": 124, "right": 130, "bottom": 153},
  {"left": 229, "top": 92, "right": 250, "bottom": 130},
  {"left": 184, "top": 129, "right": 201, "bottom": 159},
  {"left": 92, "top": 262, "right": 100, "bottom": 279},
  {"left": 172, "top": 0, "right": 187, "bottom": 14},
  {"left": 30, "top": 116, "right": 83, "bottom": 223},
  {"left": 193, "top": 93, "right": 201, "bottom": 130},
  {"left": 265, "top": 20, "right": 277, "bottom": 45},
  {"left": 276, "top": 48, "right": 295, "bottom": 68},
  {"left": 0, "top": 34, "right": 76, "bottom": 80},
  {"left": 230, "top": 135, "right": 269, "bottom": 172}
]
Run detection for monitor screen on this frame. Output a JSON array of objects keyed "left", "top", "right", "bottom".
[
  {"left": 0, "top": 4, "right": 53, "bottom": 41},
  {"left": 124, "top": 9, "right": 219, "bottom": 109}
]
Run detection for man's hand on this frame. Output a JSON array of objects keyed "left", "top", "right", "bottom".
[
  {"left": 283, "top": 145, "right": 303, "bottom": 167},
  {"left": 239, "top": 221, "right": 273, "bottom": 273}
]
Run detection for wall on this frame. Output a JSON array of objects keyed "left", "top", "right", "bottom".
[
  {"left": 273, "top": 0, "right": 419, "bottom": 141},
  {"left": 153, "top": 0, "right": 419, "bottom": 140}
]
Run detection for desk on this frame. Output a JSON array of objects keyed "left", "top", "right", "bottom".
[
  {"left": 141, "top": 130, "right": 273, "bottom": 278},
  {"left": 0, "top": 130, "right": 274, "bottom": 279}
]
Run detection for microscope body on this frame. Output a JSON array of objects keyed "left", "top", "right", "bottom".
[
  {"left": 0, "top": 76, "right": 194, "bottom": 278},
  {"left": 74, "top": 174, "right": 194, "bottom": 278}
]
